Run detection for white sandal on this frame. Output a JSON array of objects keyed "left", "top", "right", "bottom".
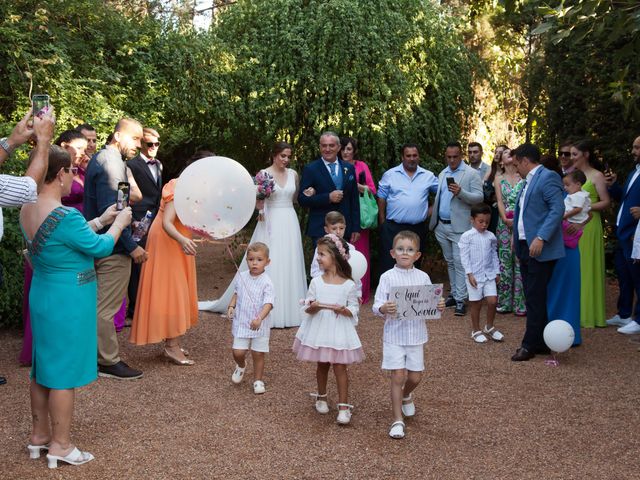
[
  {"left": 27, "top": 443, "right": 49, "bottom": 459},
  {"left": 389, "top": 421, "right": 405, "bottom": 439},
  {"left": 336, "top": 403, "right": 354, "bottom": 425},
  {"left": 471, "top": 330, "right": 488, "bottom": 343},
  {"left": 310, "top": 393, "right": 329, "bottom": 414},
  {"left": 46, "top": 447, "right": 94, "bottom": 469},
  {"left": 483, "top": 326, "right": 504, "bottom": 342},
  {"left": 401, "top": 394, "right": 415, "bottom": 417}
]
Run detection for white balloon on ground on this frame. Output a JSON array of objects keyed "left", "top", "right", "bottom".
[
  {"left": 543, "top": 319, "right": 575, "bottom": 353},
  {"left": 348, "top": 249, "right": 367, "bottom": 281},
  {"left": 174, "top": 156, "right": 256, "bottom": 239}
]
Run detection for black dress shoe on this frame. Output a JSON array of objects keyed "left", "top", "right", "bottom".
[
  {"left": 98, "top": 361, "right": 143, "bottom": 380},
  {"left": 511, "top": 347, "right": 535, "bottom": 361},
  {"left": 0, "top": 376, "right": 6, "bottom": 386},
  {"left": 444, "top": 296, "right": 456, "bottom": 308}
]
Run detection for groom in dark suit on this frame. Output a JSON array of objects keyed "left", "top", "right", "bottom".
[
  {"left": 126, "top": 127, "right": 163, "bottom": 320},
  {"left": 298, "top": 132, "right": 360, "bottom": 245},
  {"left": 511, "top": 143, "right": 565, "bottom": 361}
]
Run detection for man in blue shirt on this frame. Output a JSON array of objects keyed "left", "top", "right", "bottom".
[
  {"left": 377, "top": 144, "right": 438, "bottom": 273},
  {"left": 429, "top": 141, "right": 484, "bottom": 315}
]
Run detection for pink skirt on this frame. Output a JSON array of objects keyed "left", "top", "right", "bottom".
[{"left": 293, "top": 337, "right": 364, "bottom": 364}]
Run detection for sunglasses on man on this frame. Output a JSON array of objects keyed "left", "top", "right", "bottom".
[
  {"left": 558, "top": 151, "right": 571, "bottom": 157},
  {"left": 145, "top": 142, "right": 160, "bottom": 148}
]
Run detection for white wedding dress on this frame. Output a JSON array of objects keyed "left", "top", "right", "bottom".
[{"left": 198, "top": 169, "right": 307, "bottom": 328}]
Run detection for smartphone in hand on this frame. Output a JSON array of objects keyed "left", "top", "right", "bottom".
[
  {"left": 116, "top": 182, "right": 130, "bottom": 210},
  {"left": 446, "top": 177, "right": 455, "bottom": 186},
  {"left": 32, "top": 94, "right": 50, "bottom": 118}
]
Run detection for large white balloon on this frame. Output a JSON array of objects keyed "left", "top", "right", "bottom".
[
  {"left": 174, "top": 156, "right": 256, "bottom": 239},
  {"left": 348, "top": 249, "right": 367, "bottom": 281},
  {"left": 543, "top": 320, "right": 575, "bottom": 353}
]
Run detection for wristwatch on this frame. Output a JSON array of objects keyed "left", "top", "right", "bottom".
[
  {"left": 536, "top": 236, "right": 544, "bottom": 242},
  {"left": 0, "top": 137, "right": 13, "bottom": 156}
]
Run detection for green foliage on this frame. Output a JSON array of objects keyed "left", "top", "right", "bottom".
[{"left": 0, "top": 0, "right": 477, "bottom": 326}]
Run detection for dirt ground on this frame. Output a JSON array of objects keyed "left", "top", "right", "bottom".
[{"left": 1, "top": 241, "right": 639, "bottom": 479}]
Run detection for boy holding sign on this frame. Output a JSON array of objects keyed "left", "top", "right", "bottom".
[
  {"left": 458, "top": 203, "right": 504, "bottom": 344},
  {"left": 372, "top": 231, "right": 445, "bottom": 440}
]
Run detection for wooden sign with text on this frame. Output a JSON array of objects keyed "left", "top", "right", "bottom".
[{"left": 389, "top": 284, "right": 443, "bottom": 321}]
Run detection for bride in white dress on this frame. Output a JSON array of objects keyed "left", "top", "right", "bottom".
[{"left": 198, "top": 142, "right": 308, "bottom": 328}]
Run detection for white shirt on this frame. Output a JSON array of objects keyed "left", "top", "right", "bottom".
[
  {"left": 140, "top": 153, "right": 159, "bottom": 182},
  {"left": 458, "top": 227, "right": 500, "bottom": 281},
  {"left": 517, "top": 165, "right": 542, "bottom": 240},
  {"left": 564, "top": 190, "right": 591, "bottom": 224},
  {"left": 372, "top": 266, "right": 432, "bottom": 346},
  {"left": 0, "top": 175, "right": 38, "bottom": 241},
  {"left": 616, "top": 164, "right": 640, "bottom": 226},
  {"left": 232, "top": 270, "right": 275, "bottom": 339}
]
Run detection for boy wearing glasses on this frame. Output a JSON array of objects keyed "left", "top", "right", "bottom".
[{"left": 372, "top": 230, "right": 444, "bottom": 440}]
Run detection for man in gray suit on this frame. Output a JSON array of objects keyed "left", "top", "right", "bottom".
[{"left": 429, "top": 141, "right": 484, "bottom": 315}]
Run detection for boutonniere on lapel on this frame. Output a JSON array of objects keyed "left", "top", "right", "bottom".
[{"left": 344, "top": 167, "right": 354, "bottom": 181}]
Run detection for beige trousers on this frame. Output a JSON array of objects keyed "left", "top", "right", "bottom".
[{"left": 95, "top": 254, "right": 131, "bottom": 366}]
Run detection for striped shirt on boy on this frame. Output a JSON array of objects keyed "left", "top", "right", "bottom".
[
  {"left": 232, "top": 270, "right": 275, "bottom": 339},
  {"left": 372, "top": 266, "right": 432, "bottom": 345}
]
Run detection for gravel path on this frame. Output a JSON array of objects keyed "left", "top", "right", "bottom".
[{"left": 1, "top": 242, "right": 639, "bottom": 479}]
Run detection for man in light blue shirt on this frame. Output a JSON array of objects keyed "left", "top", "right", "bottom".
[
  {"left": 377, "top": 144, "right": 438, "bottom": 273},
  {"left": 429, "top": 141, "right": 484, "bottom": 316}
]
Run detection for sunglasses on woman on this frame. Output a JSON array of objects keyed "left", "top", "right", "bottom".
[{"left": 63, "top": 167, "right": 79, "bottom": 174}]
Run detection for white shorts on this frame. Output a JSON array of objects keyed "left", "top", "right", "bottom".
[
  {"left": 232, "top": 336, "right": 270, "bottom": 353},
  {"left": 465, "top": 278, "right": 497, "bottom": 302},
  {"left": 382, "top": 342, "right": 425, "bottom": 371}
]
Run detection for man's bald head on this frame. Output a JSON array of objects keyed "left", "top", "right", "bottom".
[{"left": 111, "top": 118, "right": 143, "bottom": 159}]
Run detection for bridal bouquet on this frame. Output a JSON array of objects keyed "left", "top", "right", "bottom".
[{"left": 254, "top": 170, "right": 275, "bottom": 200}]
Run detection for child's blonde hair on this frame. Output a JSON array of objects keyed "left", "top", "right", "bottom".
[
  {"left": 392, "top": 231, "right": 420, "bottom": 249},
  {"left": 247, "top": 241, "right": 270, "bottom": 257},
  {"left": 325, "top": 211, "right": 346, "bottom": 226}
]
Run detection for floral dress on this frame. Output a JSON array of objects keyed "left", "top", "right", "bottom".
[{"left": 496, "top": 178, "right": 526, "bottom": 314}]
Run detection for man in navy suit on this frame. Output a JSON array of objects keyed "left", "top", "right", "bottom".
[
  {"left": 510, "top": 143, "right": 565, "bottom": 361},
  {"left": 606, "top": 135, "right": 640, "bottom": 334},
  {"left": 298, "top": 132, "right": 360, "bottom": 246}
]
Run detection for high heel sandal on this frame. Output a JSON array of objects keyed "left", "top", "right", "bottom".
[
  {"left": 27, "top": 443, "right": 49, "bottom": 459},
  {"left": 46, "top": 447, "right": 94, "bottom": 469},
  {"left": 163, "top": 348, "right": 195, "bottom": 366}
]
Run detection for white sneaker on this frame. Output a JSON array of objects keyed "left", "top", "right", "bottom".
[
  {"left": 336, "top": 404, "right": 353, "bottom": 424},
  {"left": 231, "top": 365, "right": 245, "bottom": 384},
  {"left": 606, "top": 314, "right": 632, "bottom": 327},
  {"left": 310, "top": 393, "right": 329, "bottom": 414},
  {"left": 401, "top": 395, "right": 415, "bottom": 417},
  {"left": 253, "top": 380, "right": 266, "bottom": 394},
  {"left": 618, "top": 320, "right": 640, "bottom": 335}
]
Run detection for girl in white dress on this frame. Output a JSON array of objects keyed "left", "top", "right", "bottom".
[
  {"left": 198, "top": 142, "right": 307, "bottom": 328},
  {"left": 293, "top": 234, "right": 362, "bottom": 425}
]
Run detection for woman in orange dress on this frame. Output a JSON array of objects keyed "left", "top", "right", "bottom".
[{"left": 129, "top": 153, "right": 209, "bottom": 365}]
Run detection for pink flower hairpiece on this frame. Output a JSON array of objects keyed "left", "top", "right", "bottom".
[{"left": 324, "top": 233, "right": 350, "bottom": 261}]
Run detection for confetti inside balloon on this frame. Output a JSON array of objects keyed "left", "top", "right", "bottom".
[{"left": 174, "top": 156, "right": 256, "bottom": 239}]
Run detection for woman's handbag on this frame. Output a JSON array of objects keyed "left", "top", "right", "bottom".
[{"left": 359, "top": 188, "right": 378, "bottom": 229}]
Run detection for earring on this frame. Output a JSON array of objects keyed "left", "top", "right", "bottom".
[{"left": 60, "top": 182, "right": 64, "bottom": 187}]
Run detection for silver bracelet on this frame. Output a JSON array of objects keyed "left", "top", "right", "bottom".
[{"left": 93, "top": 217, "right": 104, "bottom": 230}]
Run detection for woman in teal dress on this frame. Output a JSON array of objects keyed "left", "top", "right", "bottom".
[
  {"left": 20, "top": 146, "right": 131, "bottom": 469},
  {"left": 571, "top": 140, "right": 610, "bottom": 328}
]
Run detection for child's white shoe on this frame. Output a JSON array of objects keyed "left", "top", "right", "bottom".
[
  {"left": 401, "top": 394, "right": 415, "bottom": 417},
  {"left": 471, "top": 330, "right": 488, "bottom": 343},
  {"left": 310, "top": 393, "right": 329, "bottom": 414},
  {"left": 483, "top": 326, "right": 504, "bottom": 342},
  {"left": 389, "top": 421, "right": 405, "bottom": 439},
  {"left": 336, "top": 403, "right": 353, "bottom": 425},
  {"left": 253, "top": 380, "right": 266, "bottom": 394},
  {"left": 231, "top": 365, "right": 245, "bottom": 384}
]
